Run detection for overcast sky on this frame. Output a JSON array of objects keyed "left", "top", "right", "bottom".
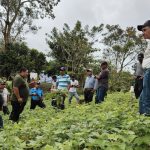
[{"left": 25, "top": 0, "right": 150, "bottom": 54}]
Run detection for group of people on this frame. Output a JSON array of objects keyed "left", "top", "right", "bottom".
[
  {"left": 0, "top": 61, "right": 109, "bottom": 126},
  {"left": 0, "top": 20, "right": 150, "bottom": 128}
]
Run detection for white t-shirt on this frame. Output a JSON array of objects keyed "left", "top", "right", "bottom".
[
  {"left": 2, "top": 88, "right": 10, "bottom": 106},
  {"left": 69, "top": 80, "right": 79, "bottom": 92},
  {"left": 30, "top": 72, "right": 38, "bottom": 80}
]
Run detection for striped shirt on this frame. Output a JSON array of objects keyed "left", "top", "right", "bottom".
[{"left": 56, "top": 74, "right": 70, "bottom": 90}]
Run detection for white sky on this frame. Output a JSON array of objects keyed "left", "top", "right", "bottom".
[{"left": 25, "top": 0, "right": 150, "bottom": 55}]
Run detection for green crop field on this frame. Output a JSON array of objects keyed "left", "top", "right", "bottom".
[{"left": 1, "top": 92, "right": 150, "bottom": 150}]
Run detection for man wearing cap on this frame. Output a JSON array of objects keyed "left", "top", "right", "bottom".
[
  {"left": 56, "top": 67, "right": 70, "bottom": 108},
  {"left": 84, "top": 69, "right": 95, "bottom": 103},
  {"left": 9, "top": 67, "right": 29, "bottom": 122},
  {"left": 134, "top": 53, "right": 144, "bottom": 99},
  {"left": 137, "top": 20, "right": 150, "bottom": 116}
]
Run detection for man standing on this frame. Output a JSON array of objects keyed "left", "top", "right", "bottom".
[
  {"left": 134, "top": 53, "right": 144, "bottom": 99},
  {"left": 56, "top": 67, "right": 70, "bottom": 108},
  {"left": 137, "top": 20, "right": 150, "bottom": 116},
  {"left": 84, "top": 69, "right": 95, "bottom": 103},
  {"left": 94, "top": 61, "right": 109, "bottom": 104},
  {"left": 9, "top": 68, "right": 29, "bottom": 122}
]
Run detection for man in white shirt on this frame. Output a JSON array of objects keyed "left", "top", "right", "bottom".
[
  {"left": 68, "top": 75, "right": 80, "bottom": 104},
  {"left": 137, "top": 20, "right": 150, "bottom": 116}
]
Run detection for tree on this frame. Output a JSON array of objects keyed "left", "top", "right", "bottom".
[
  {"left": 46, "top": 21, "right": 103, "bottom": 74},
  {"left": 102, "top": 25, "right": 147, "bottom": 73},
  {"left": 0, "top": 0, "right": 60, "bottom": 51},
  {"left": 0, "top": 42, "right": 47, "bottom": 78}
]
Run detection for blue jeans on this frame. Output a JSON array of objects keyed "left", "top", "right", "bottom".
[
  {"left": 68, "top": 92, "right": 79, "bottom": 103},
  {"left": 95, "top": 86, "right": 107, "bottom": 104},
  {"left": 139, "top": 68, "right": 150, "bottom": 115}
]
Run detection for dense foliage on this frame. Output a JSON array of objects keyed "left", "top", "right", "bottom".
[
  {"left": 1, "top": 92, "right": 150, "bottom": 149},
  {"left": 0, "top": 42, "right": 47, "bottom": 78}
]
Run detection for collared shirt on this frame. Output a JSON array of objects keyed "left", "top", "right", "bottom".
[
  {"left": 84, "top": 75, "right": 95, "bottom": 89},
  {"left": 30, "top": 88, "right": 43, "bottom": 101},
  {"left": 135, "top": 62, "right": 144, "bottom": 76},
  {"left": 143, "top": 41, "right": 150, "bottom": 69},
  {"left": 56, "top": 74, "right": 70, "bottom": 90}
]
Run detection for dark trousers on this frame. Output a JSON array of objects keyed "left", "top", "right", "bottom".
[
  {"left": 3, "top": 106, "right": 10, "bottom": 115},
  {"left": 134, "top": 76, "right": 143, "bottom": 99},
  {"left": 95, "top": 86, "right": 107, "bottom": 104},
  {"left": 9, "top": 101, "right": 27, "bottom": 122},
  {"left": 51, "top": 94, "right": 65, "bottom": 110},
  {"left": 30, "top": 99, "right": 46, "bottom": 109},
  {"left": 84, "top": 89, "right": 94, "bottom": 103},
  {"left": 0, "top": 115, "right": 3, "bottom": 128}
]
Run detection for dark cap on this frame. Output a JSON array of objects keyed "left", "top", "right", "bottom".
[
  {"left": 86, "top": 68, "right": 92, "bottom": 72},
  {"left": 137, "top": 20, "right": 150, "bottom": 31},
  {"left": 60, "top": 67, "right": 66, "bottom": 71}
]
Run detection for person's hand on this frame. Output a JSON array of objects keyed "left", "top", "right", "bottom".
[
  {"left": 139, "top": 76, "right": 143, "bottom": 79},
  {"left": 18, "top": 98, "right": 23, "bottom": 103},
  {"left": 95, "top": 75, "right": 99, "bottom": 79}
]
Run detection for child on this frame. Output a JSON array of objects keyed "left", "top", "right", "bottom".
[
  {"left": 2, "top": 82, "right": 10, "bottom": 115},
  {"left": 30, "top": 82, "right": 46, "bottom": 110}
]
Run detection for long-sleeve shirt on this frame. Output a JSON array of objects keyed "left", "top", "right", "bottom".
[
  {"left": 135, "top": 62, "right": 144, "bottom": 76},
  {"left": 143, "top": 42, "right": 150, "bottom": 69}
]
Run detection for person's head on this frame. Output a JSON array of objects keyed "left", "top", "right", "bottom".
[
  {"left": 137, "top": 53, "right": 144, "bottom": 63},
  {"left": 86, "top": 69, "right": 93, "bottom": 76},
  {"left": 52, "top": 75, "right": 57, "bottom": 82},
  {"left": 101, "top": 61, "right": 108, "bottom": 70},
  {"left": 19, "top": 67, "right": 28, "bottom": 78},
  {"left": 60, "top": 67, "right": 66, "bottom": 75},
  {"left": 35, "top": 82, "right": 40, "bottom": 88},
  {"left": 137, "top": 20, "right": 150, "bottom": 39},
  {"left": 71, "top": 75, "right": 75, "bottom": 81}
]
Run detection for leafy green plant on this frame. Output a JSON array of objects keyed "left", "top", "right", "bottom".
[{"left": 1, "top": 92, "right": 150, "bottom": 150}]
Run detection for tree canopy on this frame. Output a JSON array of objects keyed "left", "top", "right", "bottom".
[
  {"left": 0, "top": 42, "right": 47, "bottom": 78},
  {"left": 46, "top": 21, "right": 103, "bottom": 74},
  {"left": 0, "top": 0, "right": 60, "bottom": 51}
]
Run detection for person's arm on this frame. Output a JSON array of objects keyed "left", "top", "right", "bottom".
[
  {"left": 95, "top": 70, "right": 108, "bottom": 80},
  {"left": 13, "top": 87, "right": 23, "bottom": 103}
]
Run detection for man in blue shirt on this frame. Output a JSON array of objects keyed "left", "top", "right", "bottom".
[
  {"left": 84, "top": 69, "right": 95, "bottom": 103},
  {"left": 30, "top": 82, "right": 46, "bottom": 109},
  {"left": 55, "top": 67, "right": 70, "bottom": 109}
]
